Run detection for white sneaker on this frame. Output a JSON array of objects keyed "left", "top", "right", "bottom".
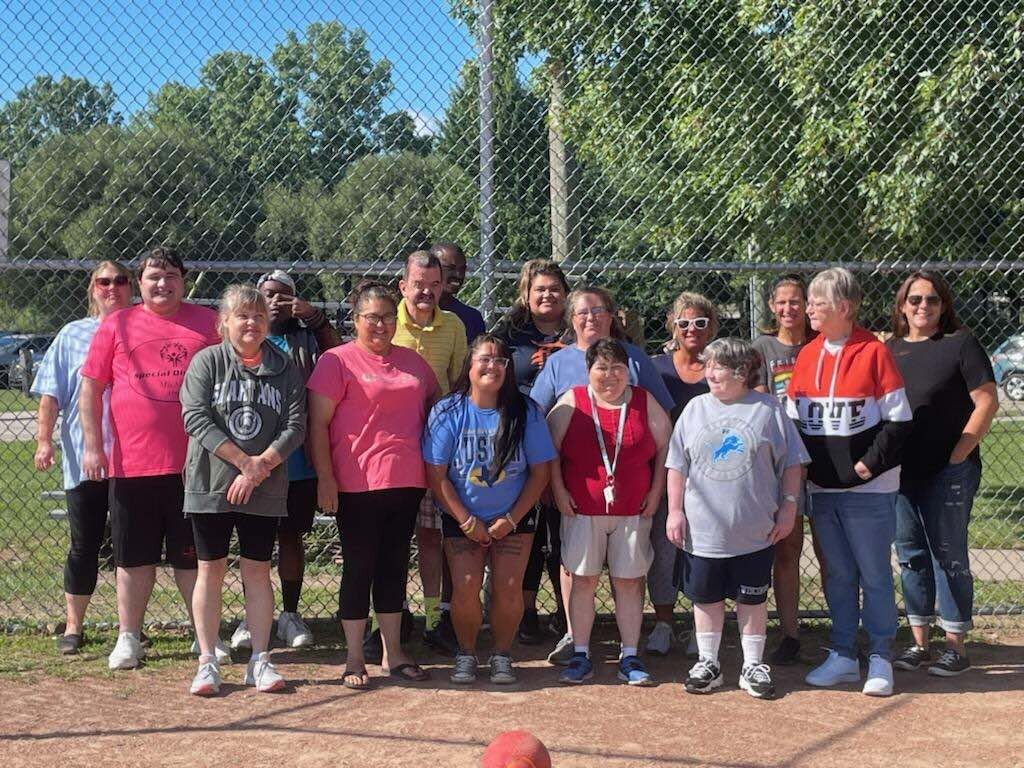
[
  {"left": 108, "top": 631, "right": 143, "bottom": 670},
  {"left": 230, "top": 620, "right": 251, "bottom": 651},
  {"left": 644, "top": 621, "right": 673, "bottom": 656},
  {"left": 191, "top": 638, "right": 232, "bottom": 665},
  {"left": 245, "top": 651, "right": 285, "bottom": 692},
  {"left": 863, "top": 655, "right": 894, "bottom": 697},
  {"left": 805, "top": 649, "right": 861, "bottom": 687},
  {"left": 190, "top": 660, "right": 221, "bottom": 696},
  {"left": 276, "top": 611, "right": 313, "bottom": 648}
]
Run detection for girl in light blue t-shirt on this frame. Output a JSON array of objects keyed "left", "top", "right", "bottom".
[{"left": 423, "top": 334, "right": 556, "bottom": 686}]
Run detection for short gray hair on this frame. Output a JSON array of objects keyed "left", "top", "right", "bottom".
[
  {"left": 701, "top": 337, "right": 762, "bottom": 389},
  {"left": 808, "top": 267, "right": 863, "bottom": 317},
  {"left": 404, "top": 249, "right": 441, "bottom": 278}
]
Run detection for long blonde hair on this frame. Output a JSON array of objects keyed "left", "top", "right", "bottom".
[{"left": 87, "top": 260, "right": 133, "bottom": 318}]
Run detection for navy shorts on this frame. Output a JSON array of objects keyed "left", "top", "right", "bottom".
[
  {"left": 680, "top": 546, "right": 775, "bottom": 606},
  {"left": 441, "top": 506, "right": 539, "bottom": 539}
]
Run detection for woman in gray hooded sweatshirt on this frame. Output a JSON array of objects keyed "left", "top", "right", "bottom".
[{"left": 180, "top": 285, "right": 306, "bottom": 696}]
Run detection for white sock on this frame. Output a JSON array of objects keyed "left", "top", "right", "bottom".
[
  {"left": 620, "top": 646, "right": 638, "bottom": 659},
  {"left": 574, "top": 644, "right": 589, "bottom": 656},
  {"left": 696, "top": 632, "right": 722, "bottom": 664},
  {"left": 741, "top": 634, "right": 767, "bottom": 668}
]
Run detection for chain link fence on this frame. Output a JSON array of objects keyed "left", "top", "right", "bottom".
[{"left": 1, "top": 1, "right": 1022, "bottom": 628}]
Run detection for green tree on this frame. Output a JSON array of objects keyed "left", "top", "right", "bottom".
[
  {"left": 468, "top": 0, "right": 1023, "bottom": 264},
  {"left": 437, "top": 61, "right": 549, "bottom": 262},
  {"left": 0, "top": 75, "right": 120, "bottom": 167},
  {"left": 148, "top": 52, "right": 308, "bottom": 186},
  {"left": 272, "top": 21, "right": 394, "bottom": 186}
]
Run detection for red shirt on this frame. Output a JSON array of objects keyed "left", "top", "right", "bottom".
[
  {"left": 81, "top": 302, "right": 220, "bottom": 478},
  {"left": 560, "top": 385, "right": 655, "bottom": 516}
]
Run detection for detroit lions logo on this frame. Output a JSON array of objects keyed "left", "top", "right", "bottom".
[{"left": 712, "top": 433, "right": 744, "bottom": 463}]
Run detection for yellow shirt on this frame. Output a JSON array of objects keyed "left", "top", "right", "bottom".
[{"left": 392, "top": 301, "right": 468, "bottom": 394}]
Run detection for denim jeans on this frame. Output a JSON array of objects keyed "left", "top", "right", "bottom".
[
  {"left": 895, "top": 460, "right": 980, "bottom": 634},
  {"left": 809, "top": 491, "right": 898, "bottom": 661}
]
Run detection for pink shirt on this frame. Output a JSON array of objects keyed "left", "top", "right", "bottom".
[
  {"left": 307, "top": 341, "right": 438, "bottom": 492},
  {"left": 81, "top": 302, "right": 219, "bottom": 478}
]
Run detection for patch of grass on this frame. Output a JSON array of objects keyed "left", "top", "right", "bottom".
[
  {"left": 0, "top": 629, "right": 195, "bottom": 682},
  {"left": 0, "top": 389, "right": 37, "bottom": 413},
  {"left": 975, "top": 421, "right": 1024, "bottom": 549}
]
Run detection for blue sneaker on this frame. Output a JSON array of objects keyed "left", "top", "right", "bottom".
[
  {"left": 617, "top": 654, "right": 654, "bottom": 686},
  {"left": 559, "top": 652, "right": 594, "bottom": 684}
]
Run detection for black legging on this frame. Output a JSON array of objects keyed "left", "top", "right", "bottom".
[
  {"left": 64, "top": 479, "right": 110, "bottom": 596},
  {"left": 522, "top": 504, "right": 563, "bottom": 608},
  {"left": 336, "top": 487, "right": 422, "bottom": 620}
]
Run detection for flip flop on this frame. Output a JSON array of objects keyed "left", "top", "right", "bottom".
[
  {"left": 388, "top": 663, "right": 430, "bottom": 682},
  {"left": 342, "top": 668, "right": 371, "bottom": 690}
]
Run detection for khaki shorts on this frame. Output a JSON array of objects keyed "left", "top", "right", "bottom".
[
  {"left": 560, "top": 514, "right": 654, "bottom": 578},
  {"left": 417, "top": 489, "right": 442, "bottom": 530}
]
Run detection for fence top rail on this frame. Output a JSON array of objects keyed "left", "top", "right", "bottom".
[{"left": 4, "top": 258, "right": 1024, "bottom": 276}]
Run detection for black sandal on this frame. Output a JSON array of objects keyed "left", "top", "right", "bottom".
[
  {"left": 388, "top": 663, "right": 430, "bottom": 682},
  {"left": 58, "top": 633, "right": 84, "bottom": 655},
  {"left": 342, "top": 667, "right": 371, "bottom": 690}
]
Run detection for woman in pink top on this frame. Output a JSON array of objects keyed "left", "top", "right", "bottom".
[{"left": 307, "top": 281, "right": 438, "bottom": 690}]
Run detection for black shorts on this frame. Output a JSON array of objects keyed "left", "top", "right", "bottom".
[
  {"left": 279, "top": 478, "right": 317, "bottom": 534},
  {"left": 109, "top": 474, "right": 196, "bottom": 569},
  {"left": 441, "top": 506, "right": 539, "bottom": 539},
  {"left": 190, "top": 512, "right": 280, "bottom": 562},
  {"left": 681, "top": 546, "right": 774, "bottom": 606}
]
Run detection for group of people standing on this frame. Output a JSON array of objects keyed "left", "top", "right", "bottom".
[{"left": 32, "top": 244, "right": 997, "bottom": 700}]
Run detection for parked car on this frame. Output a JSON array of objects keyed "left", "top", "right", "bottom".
[
  {"left": 990, "top": 333, "right": 1024, "bottom": 401},
  {"left": 0, "top": 334, "right": 54, "bottom": 389}
]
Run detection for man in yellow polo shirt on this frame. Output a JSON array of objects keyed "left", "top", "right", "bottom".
[{"left": 392, "top": 250, "right": 467, "bottom": 654}]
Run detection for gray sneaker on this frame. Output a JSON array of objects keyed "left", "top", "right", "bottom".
[
  {"left": 189, "top": 660, "right": 221, "bottom": 696},
  {"left": 230, "top": 620, "right": 251, "bottom": 651},
  {"left": 489, "top": 653, "right": 517, "bottom": 685},
  {"left": 644, "top": 621, "right": 673, "bottom": 656},
  {"left": 191, "top": 638, "right": 231, "bottom": 665},
  {"left": 450, "top": 652, "right": 478, "bottom": 684},
  {"left": 546, "top": 633, "right": 575, "bottom": 666},
  {"left": 245, "top": 651, "right": 285, "bottom": 692},
  {"left": 277, "top": 612, "right": 313, "bottom": 648}
]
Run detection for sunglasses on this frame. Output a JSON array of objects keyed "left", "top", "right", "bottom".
[
  {"left": 674, "top": 316, "right": 710, "bottom": 330},
  {"left": 907, "top": 294, "right": 941, "bottom": 307},
  {"left": 95, "top": 276, "right": 130, "bottom": 287}
]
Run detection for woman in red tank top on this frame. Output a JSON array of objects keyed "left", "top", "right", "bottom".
[{"left": 547, "top": 339, "right": 672, "bottom": 685}]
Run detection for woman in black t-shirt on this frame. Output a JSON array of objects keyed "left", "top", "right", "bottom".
[
  {"left": 887, "top": 270, "right": 997, "bottom": 678},
  {"left": 494, "top": 259, "right": 571, "bottom": 647},
  {"left": 644, "top": 291, "right": 718, "bottom": 658}
]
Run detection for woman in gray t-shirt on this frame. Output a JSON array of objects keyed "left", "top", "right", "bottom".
[
  {"left": 666, "top": 338, "right": 808, "bottom": 699},
  {"left": 751, "top": 274, "right": 817, "bottom": 667}
]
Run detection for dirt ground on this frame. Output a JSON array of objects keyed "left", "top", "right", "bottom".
[{"left": 2, "top": 626, "right": 1023, "bottom": 768}]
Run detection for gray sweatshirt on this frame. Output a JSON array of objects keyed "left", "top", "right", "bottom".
[{"left": 181, "top": 338, "right": 306, "bottom": 516}]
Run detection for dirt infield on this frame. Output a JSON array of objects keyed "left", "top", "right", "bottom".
[{"left": 2, "top": 627, "right": 1023, "bottom": 768}]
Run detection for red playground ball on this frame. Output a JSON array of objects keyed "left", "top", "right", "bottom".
[{"left": 481, "top": 730, "right": 552, "bottom": 768}]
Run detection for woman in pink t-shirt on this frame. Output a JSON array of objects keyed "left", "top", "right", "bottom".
[{"left": 307, "top": 281, "right": 438, "bottom": 690}]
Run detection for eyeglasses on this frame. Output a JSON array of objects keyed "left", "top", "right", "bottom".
[
  {"left": 907, "top": 294, "right": 941, "bottom": 307},
  {"left": 674, "top": 316, "right": 710, "bottom": 331},
  {"left": 473, "top": 355, "right": 509, "bottom": 368},
  {"left": 95, "top": 276, "right": 130, "bottom": 287},
  {"left": 357, "top": 312, "right": 398, "bottom": 326},
  {"left": 573, "top": 306, "right": 609, "bottom": 319}
]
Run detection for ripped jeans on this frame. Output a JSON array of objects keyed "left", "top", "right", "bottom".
[{"left": 896, "top": 460, "right": 981, "bottom": 634}]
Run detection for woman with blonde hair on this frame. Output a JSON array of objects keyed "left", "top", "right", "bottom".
[
  {"left": 644, "top": 291, "right": 718, "bottom": 656},
  {"left": 181, "top": 285, "right": 306, "bottom": 695},
  {"left": 32, "top": 260, "right": 133, "bottom": 655}
]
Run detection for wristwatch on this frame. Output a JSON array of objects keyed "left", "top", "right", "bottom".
[{"left": 782, "top": 494, "right": 799, "bottom": 504}]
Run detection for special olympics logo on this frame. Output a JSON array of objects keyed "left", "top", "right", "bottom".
[
  {"left": 160, "top": 342, "right": 189, "bottom": 367},
  {"left": 228, "top": 406, "right": 262, "bottom": 441}
]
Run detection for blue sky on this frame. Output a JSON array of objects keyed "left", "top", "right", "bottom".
[{"left": 2, "top": 0, "right": 476, "bottom": 133}]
